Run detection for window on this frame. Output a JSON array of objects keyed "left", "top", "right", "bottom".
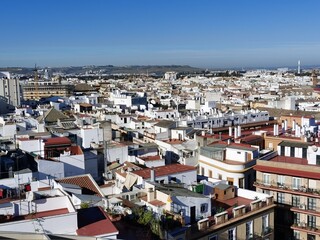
[
  {"left": 293, "top": 212, "right": 300, "bottom": 224},
  {"left": 316, "top": 155, "right": 320, "bottom": 166},
  {"left": 209, "top": 235, "right": 217, "bottom": 240},
  {"left": 307, "top": 198, "right": 316, "bottom": 211},
  {"left": 280, "top": 146, "right": 285, "bottom": 156},
  {"left": 208, "top": 170, "right": 212, "bottom": 178},
  {"left": 292, "top": 195, "right": 300, "bottom": 207},
  {"left": 293, "top": 177, "right": 301, "bottom": 189},
  {"left": 227, "top": 177, "right": 234, "bottom": 186},
  {"left": 201, "top": 167, "right": 204, "bottom": 175},
  {"left": 218, "top": 174, "right": 222, "bottom": 180},
  {"left": 277, "top": 175, "right": 285, "bottom": 187},
  {"left": 290, "top": 147, "right": 295, "bottom": 157},
  {"left": 239, "top": 178, "right": 244, "bottom": 189},
  {"left": 263, "top": 190, "right": 270, "bottom": 195},
  {"left": 246, "top": 221, "right": 253, "bottom": 239},
  {"left": 307, "top": 234, "right": 316, "bottom": 240},
  {"left": 263, "top": 173, "right": 270, "bottom": 185},
  {"left": 277, "top": 192, "right": 285, "bottom": 204},
  {"left": 293, "top": 230, "right": 300, "bottom": 240},
  {"left": 302, "top": 148, "right": 307, "bottom": 159},
  {"left": 307, "top": 215, "right": 316, "bottom": 228},
  {"left": 200, "top": 204, "right": 207, "bottom": 213},
  {"left": 262, "top": 215, "right": 269, "bottom": 233},
  {"left": 228, "top": 228, "right": 236, "bottom": 240}
]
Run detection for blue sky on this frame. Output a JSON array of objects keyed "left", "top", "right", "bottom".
[{"left": 1, "top": 0, "right": 320, "bottom": 68}]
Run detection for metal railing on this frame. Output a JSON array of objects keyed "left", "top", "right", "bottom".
[
  {"left": 254, "top": 180, "right": 320, "bottom": 197},
  {"left": 291, "top": 223, "right": 320, "bottom": 233}
]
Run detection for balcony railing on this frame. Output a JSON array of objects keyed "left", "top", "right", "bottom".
[
  {"left": 291, "top": 223, "right": 320, "bottom": 234},
  {"left": 195, "top": 196, "right": 274, "bottom": 231},
  {"left": 254, "top": 180, "right": 320, "bottom": 198}
]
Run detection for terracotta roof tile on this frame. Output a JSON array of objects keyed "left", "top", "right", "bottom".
[
  {"left": 77, "top": 207, "right": 118, "bottom": 237},
  {"left": 132, "top": 164, "right": 196, "bottom": 179},
  {"left": 56, "top": 174, "right": 103, "bottom": 197}
]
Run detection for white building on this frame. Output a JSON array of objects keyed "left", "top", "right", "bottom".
[
  {"left": 198, "top": 142, "right": 259, "bottom": 189},
  {"left": 0, "top": 72, "right": 20, "bottom": 106}
]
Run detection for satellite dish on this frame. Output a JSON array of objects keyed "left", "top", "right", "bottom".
[{"left": 312, "top": 145, "right": 318, "bottom": 152}]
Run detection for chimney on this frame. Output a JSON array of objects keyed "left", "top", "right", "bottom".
[
  {"left": 234, "top": 127, "right": 238, "bottom": 139},
  {"left": 229, "top": 126, "right": 232, "bottom": 137},
  {"left": 150, "top": 168, "right": 156, "bottom": 182},
  {"left": 237, "top": 125, "right": 241, "bottom": 137},
  {"left": 273, "top": 124, "right": 278, "bottom": 136},
  {"left": 296, "top": 125, "right": 301, "bottom": 137},
  {"left": 284, "top": 120, "right": 288, "bottom": 131},
  {"left": 147, "top": 187, "right": 155, "bottom": 202},
  {"left": 292, "top": 120, "right": 296, "bottom": 131}
]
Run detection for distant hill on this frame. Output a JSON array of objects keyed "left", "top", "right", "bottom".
[{"left": 0, "top": 65, "right": 205, "bottom": 76}]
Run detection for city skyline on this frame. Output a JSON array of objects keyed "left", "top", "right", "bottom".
[{"left": 1, "top": 0, "right": 320, "bottom": 68}]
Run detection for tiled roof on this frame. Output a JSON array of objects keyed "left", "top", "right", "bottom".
[
  {"left": 140, "top": 155, "right": 162, "bottom": 161},
  {"left": 56, "top": 174, "right": 104, "bottom": 197},
  {"left": 77, "top": 207, "right": 118, "bottom": 237},
  {"left": 227, "top": 143, "right": 258, "bottom": 151},
  {"left": 132, "top": 164, "right": 196, "bottom": 179},
  {"left": 38, "top": 108, "right": 69, "bottom": 123},
  {"left": 240, "top": 135, "right": 263, "bottom": 142},
  {"left": 149, "top": 199, "right": 166, "bottom": 207},
  {"left": 154, "top": 120, "right": 175, "bottom": 128},
  {"left": 278, "top": 140, "right": 312, "bottom": 148},
  {"left": 24, "top": 208, "right": 69, "bottom": 220}
]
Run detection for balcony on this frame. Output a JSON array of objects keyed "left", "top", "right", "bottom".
[
  {"left": 254, "top": 180, "right": 320, "bottom": 199},
  {"left": 290, "top": 205, "right": 320, "bottom": 216},
  {"left": 291, "top": 223, "right": 320, "bottom": 234},
  {"left": 190, "top": 196, "right": 275, "bottom": 238}
]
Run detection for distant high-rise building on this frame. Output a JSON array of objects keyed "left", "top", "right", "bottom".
[
  {"left": 312, "top": 70, "right": 318, "bottom": 86},
  {"left": 298, "top": 60, "right": 301, "bottom": 75},
  {"left": 0, "top": 72, "right": 21, "bottom": 106}
]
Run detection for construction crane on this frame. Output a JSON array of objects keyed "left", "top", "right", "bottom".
[{"left": 33, "top": 64, "right": 39, "bottom": 100}]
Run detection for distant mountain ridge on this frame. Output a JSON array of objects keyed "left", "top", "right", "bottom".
[{"left": 0, "top": 65, "right": 204, "bottom": 76}]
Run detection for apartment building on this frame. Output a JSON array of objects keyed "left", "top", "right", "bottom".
[
  {"left": 198, "top": 142, "right": 259, "bottom": 190},
  {"left": 190, "top": 186, "right": 275, "bottom": 240},
  {"left": 22, "top": 81, "right": 73, "bottom": 100},
  {"left": 0, "top": 72, "right": 20, "bottom": 106},
  {"left": 254, "top": 140, "right": 320, "bottom": 240}
]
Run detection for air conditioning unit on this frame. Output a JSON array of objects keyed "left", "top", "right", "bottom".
[{"left": 299, "top": 204, "right": 306, "bottom": 210}]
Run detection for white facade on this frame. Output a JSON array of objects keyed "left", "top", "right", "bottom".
[
  {"left": 80, "top": 127, "right": 103, "bottom": 149},
  {"left": 55, "top": 150, "right": 85, "bottom": 177},
  {"left": 109, "top": 91, "right": 132, "bottom": 107},
  {"left": 0, "top": 194, "right": 77, "bottom": 235},
  {"left": 18, "top": 139, "right": 45, "bottom": 158},
  {"left": 0, "top": 76, "right": 20, "bottom": 106},
  {"left": 36, "top": 159, "right": 65, "bottom": 179},
  {"left": 0, "top": 119, "right": 17, "bottom": 141},
  {"left": 198, "top": 147, "right": 257, "bottom": 189},
  {"left": 106, "top": 143, "right": 128, "bottom": 165}
]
